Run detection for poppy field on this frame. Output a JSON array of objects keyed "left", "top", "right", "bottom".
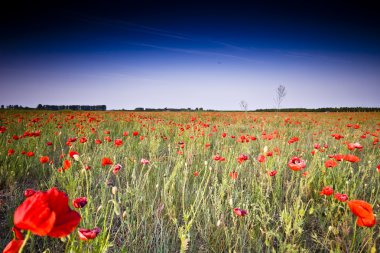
[{"left": 1, "top": 110, "right": 379, "bottom": 252}]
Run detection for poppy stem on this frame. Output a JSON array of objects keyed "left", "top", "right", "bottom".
[
  {"left": 350, "top": 223, "right": 357, "bottom": 252},
  {"left": 19, "top": 230, "right": 31, "bottom": 253}
]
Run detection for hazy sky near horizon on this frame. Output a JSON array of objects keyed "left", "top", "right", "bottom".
[{"left": 1, "top": 1, "right": 379, "bottom": 110}]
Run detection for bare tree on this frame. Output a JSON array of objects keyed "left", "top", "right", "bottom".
[
  {"left": 240, "top": 100, "right": 248, "bottom": 112},
  {"left": 274, "top": 85, "right": 286, "bottom": 110}
]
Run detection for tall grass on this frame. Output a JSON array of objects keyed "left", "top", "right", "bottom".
[{"left": 1, "top": 110, "right": 379, "bottom": 252}]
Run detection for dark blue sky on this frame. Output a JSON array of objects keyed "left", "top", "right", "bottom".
[{"left": 1, "top": 0, "right": 379, "bottom": 110}]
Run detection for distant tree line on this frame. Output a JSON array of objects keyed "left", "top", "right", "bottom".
[
  {"left": 36, "top": 104, "right": 106, "bottom": 111},
  {"left": 1, "top": 105, "right": 34, "bottom": 110},
  {"left": 135, "top": 107, "right": 204, "bottom": 111},
  {"left": 255, "top": 107, "right": 380, "bottom": 112},
  {"left": 0, "top": 104, "right": 106, "bottom": 111},
  {"left": 1, "top": 105, "right": 378, "bottom": 112}
]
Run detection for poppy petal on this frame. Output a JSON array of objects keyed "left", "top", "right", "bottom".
[
  {"left": 14, "top": 192, "right": 56, "bottom": 236},
  {"left": 47, "top": 210, "right": 81, "bottom": 238}
]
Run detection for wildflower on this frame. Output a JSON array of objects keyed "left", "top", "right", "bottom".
[
  {"left": 14, "top": 188, "right": 81, "bottom": 237},
  {"left": 229, "top": 171, "right": 238, "bottom": 180},
  {"left": 330, "top": 154, "right": 344, "bottom": 161},
  {"left": 69, "top": 151, "right": 79, "bottom": 158},
  {"left": 288, "top": 137, "right": 299, "bottom": 144},
  {"left": 102, "top": 157, "right": 113, "bottom": 166},
  {"left": 114, "top": 139, "right": 123, "bottom": 146},
  {"left": 334, "top": 193, "right": 348, "bottom": 202},
  {"left": 347, "top": 143, "right": 363, "bottom": 151},
  {"left": 63, "top": 160, "right": 71, "bottom": 170},
  {"left": 233, "top": 208, "right": 248, "bottom": 217},
  {"left": 287, "top": 156, "right": 306, "bottom": 171},
  {"left": 39, "top": 156, "right": 49, "bottom": 164},
  {"left": 78, "top": 227, "right": 101, "bottom": 241},
  {"left": 268, "top": 170, "right": 277, "bottom": 177},
  {"left": 320, "top": 186, "right": 334, "bottom": 196},
  {"left": 213, "top": 154, "right": 225, "bottom": 161},
  {"left": 73, "top": 197, "right": 88, "bottom": 208},
  {"left": 2, "top": 227, "right": 24, "bottom": 253},
  {"left": 343, "top": 154, "right": 360, "bottom": 163},
  {"left": 24, "top": 189, "right": 36, "bottom": 198},
  {"left": 141, "top": 158, "right": 150, "bottom": 165},
  {"left": 325, "top": 159, "right": 337, "bottom": 168},
  {"left": 257, "top": 155, "right": 265, "bottom": 163},
  {"left": 113, "top": 164, "right": 122, "bottom": 174},
  {"left": 237, "top": 154, "right": 248, "bottom": 164},
  {"left": 347, "top": 200, "right": 376, "bottom": 227}
]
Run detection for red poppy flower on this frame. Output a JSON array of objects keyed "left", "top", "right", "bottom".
[
  {"left": 2, "top": 238, "right": 24, "bottom": 253},
  {"left": 237, "top": 154, "right": 248, "bottom": 164},
  {"left": 8, "top": 149, "right": 15, "bottom": 156},
  {"left": 343, "top": 154, "right": 360, "bottom": 163},
  {"left": 69, "top": 151, "right": 79, "bottom": 158},
  {"left": 288, "top": 136, "right": 299, "bottom": 144},
  {"left": 3, "top": 226, "right": 25, "bottom": 252},
  {"left": 27, "top": 151, "right": 34, "bottom": 157},
  {"left": 68, "top": 137, "right": 77, "bottom": 143},
  {"left": 233, "top": 208, "right": 248, "bottom": 217},
  {"left": 113, "top": 164, "right": 122, "bottom": 174},
  {"left": 320, "top": 186, "right": 334, "bottom": 196},
  {"left": 114, "top": 139, "right": 123, "bottom": 146},
  {"left": 287, "top": 156, "right": 306, "bottom": 171},
  {"left": 24, "top": 189, "right": 36, "bottom": 198},
  {"left": 39, "top": 156, "right": 50, "bottom": 164},
  {"left": 133, "top": 131, "right": 139, "bottom": 136},
  {"left": 268, "top": 170, "right": 277, "bottom": 177},
  {"left": 347, "top": 200, "right": 376, "bottom": 227},
  {"left": 229, "top": 171, "right": 238, "bottom": 180},
  {"left": 80, "top": 137, "right": 87, "bottom": 143},
  {"left": 46, "top": 141, "right": 53, "bottom": 146},
  {"left": 63, "top": 160, "right": 71, "bottom": 170},
  {"left": 331, "top": 134, "right": 344, "bottom": 140},
  {"left": 102, "top": 157, "right": 113, "bottom": 166},
  {"left": 257, "top": 155, "right": 266, "bottom": 163},
  {"left": 213, "top": 154, "right": 225, "bottom": 161},
  {"left": 325, "top": 159, "right": 338, "bottom": 168},
  {"left": 347, "top": 143, "right": 363, "bottom": 151},
  {"left": 78, "top": 227, "right": 101, "bottom": 241},
  {"left": 72, "top": 197, "right": 87, "bottom": 208},
  {"left": 377, "top": 164, "right": 380, "bottom": 172},
  {"left": 95, "top": 139, "right": 102, "bottom": 144},
  {"left": 193, "top": 171, "right": 199, "bottom": 177},
  {"left": 334, "top": 193, "right": 348, "bottom": 202},
  {"left": 0, "top": 126, "right": 6, "bottom": 133},
  {"left": 14, "top": 188, "right": 81, "bottom": 237},
  {"left": 140, "top": 159, "right": 150, "bottom": 165}
]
